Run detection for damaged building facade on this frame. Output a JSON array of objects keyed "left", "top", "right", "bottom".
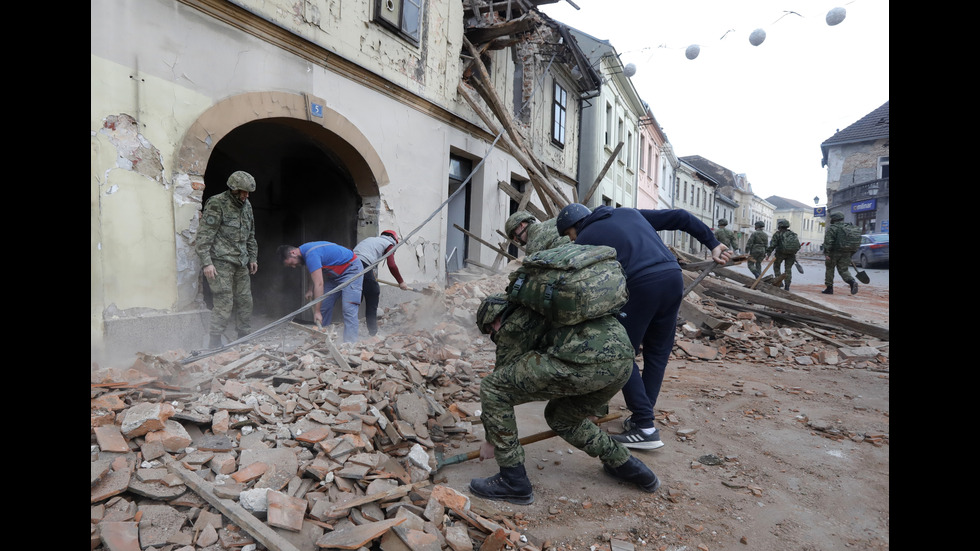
[
  {"left": 821, "top": 101, "right": 890, "bottom": 235},
  {"left": 91, "top": 0, "right": 599, "bottom": 365}
]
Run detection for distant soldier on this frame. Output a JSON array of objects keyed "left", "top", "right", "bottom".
[
  {"left": 766, "top": 219, "right": 801, "bottom": 291},
  {"left": 504, "top": 210, "right": 569, "bottom": 256},
  {"left": 745, "top": 221, "right": 768, "bottom": 278},
  {"left": 822, "top": 212, "right": 861, "bottom": 295},
  {"left": 714, "top": 219, "right": 737, "bottom": 253},
  {"left": 197, "top": 171, "right": 258, "bottom": 348}
]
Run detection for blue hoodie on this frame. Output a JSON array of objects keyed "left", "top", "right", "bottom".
[{"left": 573, "top": 206, "right": 721, "bottom": 281}]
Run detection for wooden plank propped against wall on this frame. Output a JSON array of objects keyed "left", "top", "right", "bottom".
[
  {"left": 497, "top": 181, "right": 548, "bottom": 221},
  {"left": 460, "top": 36, "right": 570, "bottom": 216},
  {"left": 454, "top": 224, "right": 518, "bottom": 261},
  {"left": 582, "top": 141, "right": 624, "bottom": 205}
]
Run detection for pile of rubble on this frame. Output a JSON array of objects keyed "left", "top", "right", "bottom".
[{"left": 90, "top": 261, "right": 887, "bottom": 551}]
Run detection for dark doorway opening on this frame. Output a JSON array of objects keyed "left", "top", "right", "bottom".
[{"left": 201, "top": 118, "right": 363, "bottom": 326}]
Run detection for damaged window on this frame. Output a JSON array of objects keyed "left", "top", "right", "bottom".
[{"left": 375, "top": 0, "right": 423, "bottom": 45}]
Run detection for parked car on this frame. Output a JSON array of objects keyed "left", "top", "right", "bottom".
[{"left": 852, "top": 233, "right": 889, "bottom": 268}]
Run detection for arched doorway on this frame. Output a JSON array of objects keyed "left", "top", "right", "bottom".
[
  {"left": 200, "top": 117, "right": 362, "bottom": 323},
  {"left": 178, "top": 92, "right": 387, "bottom": 330}
]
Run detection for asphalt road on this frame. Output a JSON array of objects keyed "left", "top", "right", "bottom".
[{"left": 754, "top": 253, "right": 889, "bottom": 289}]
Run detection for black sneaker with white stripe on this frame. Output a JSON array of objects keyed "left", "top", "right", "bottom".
[{"left": 612, "top": 425, "right": 664, "bottom": 450}]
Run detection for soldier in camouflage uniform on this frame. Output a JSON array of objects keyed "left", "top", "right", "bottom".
[
  {"left": 822, "top": 211, "right": 859, "bottom": 295},
  {"left": 714, "top": 218, "right": 737, "bottom": 253},
  {"left": 196, "top": 171, "right": 258, "bottom": 348},
  {"left": 470, "top": 246, "right": 661, "bottom": 505},
  {"left": 765, "top": 219, "right": 798, "bottom": 291},
  {"left": 745, "top": 221, "right": 768, "bottom": 278},
  {"left": 504, "top": 210, "right": 570, "bottom": 256}
]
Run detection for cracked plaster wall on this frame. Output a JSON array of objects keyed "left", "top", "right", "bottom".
[
  {"left": 825, "top": 139, "right": 888, "bottom": 193},
  {"left": 91, "top": 0, "right": 551, "bottom": 362}
]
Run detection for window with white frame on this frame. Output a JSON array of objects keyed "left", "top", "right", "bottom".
[
  {"left": 617, "top": 118, "right": 624, "bottom": 160},
  {"left": 375, "top": 0, "right": 423, "bottom": 44},
  {"left": 627, "top": 131, "right": 633, "bottom": 169},
  {"left": 605, "top": 103, "right": 613, "bottom": 147},
  {"left": 639, "top": 136, "right": 646, "bottom": 171},
  {"left": 551, "top": 81, "right": 567, "bottom": 146},
  {"left": 878, "top": 156, "right": 889, "bottom": 179}
]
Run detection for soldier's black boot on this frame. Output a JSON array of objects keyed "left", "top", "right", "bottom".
[
  {"left": 821, "top": 285, "right": 833, "bottom": 295},
  {"left": 237, "top": 329, "right": 250, "bottom": 339},
  {"left": 849, "top": 279, "right": 859, "bottom": 294},
  {"left": 603, "top": 456, "right": 661, "bottom": 493},
  {"left": 209, "top": 334, "right": 223, "bottom": 348},
  {"left": 470, "top": 464, "right": 534, "bottom": 505},
  {"left": 784, "top": 281, "right": 790, "bottom": 291}
]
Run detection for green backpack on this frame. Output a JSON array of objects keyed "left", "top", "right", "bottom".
[
  {"left": 780, "top": 231, "right": 801, "bottom": 254},
  {"left": 506, "top": 243, "right": 628, "bottom": 326},
  {"left": 840, "top": 223, "right": 862, "bottom": 253}
]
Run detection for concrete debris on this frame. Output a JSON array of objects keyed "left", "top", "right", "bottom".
[{"left": 92, "top": 255, "right": 887, "bottom": 550}]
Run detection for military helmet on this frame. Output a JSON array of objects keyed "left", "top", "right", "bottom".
[
  {"left": 505, "top": 211, "right": 536, "bottom": 239},
  {"left": 777, "top": 219, "right": 790, "bottom": 228},
  {"left": 556, "top": 203, "right": 592, "bottom": 235},
  {"left": 755, "top": 221, "right": 765, "bottom": 229},
  {"left": 226, "top": 171, "right": 256, "bottom": 192},
  {"left": 718, "top": 218, "right": 728, "bottom": 226},
  {"left": 476, "top": 294, "right": 511, "bottom": 335},
  {"left": 830, "top": 212, "right": 844, "bottom": 222}
]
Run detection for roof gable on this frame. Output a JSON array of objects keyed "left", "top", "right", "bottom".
[
  {"left": 679, "top": 155, "right": 740, "bottom": 189},
  {"left": 765, "top": 195, "right": 812, "bottom": 209},
  {"left": 821, "top": 101, "right": 889, "bottom": 148}
]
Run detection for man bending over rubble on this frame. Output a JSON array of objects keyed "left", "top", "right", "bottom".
[{"left": 469, "top": 241, "right": 661, "bottom": 505}]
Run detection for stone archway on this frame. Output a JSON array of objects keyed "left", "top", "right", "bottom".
[{"left": 172, "top": 91, "right": 389, "bottom": 319}]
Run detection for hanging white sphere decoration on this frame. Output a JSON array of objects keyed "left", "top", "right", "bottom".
[
  {"left": 826, "top": 7, "right": 846, "bottom": 26},
  {"left": 623, "top": 63, "right": 637, "bottom": 77},
  {"left": 685, "top": 44, "right": 700, "bottom": 60},
  {"left": 749, "top": 28, "right": 766, "bottom": 46}
]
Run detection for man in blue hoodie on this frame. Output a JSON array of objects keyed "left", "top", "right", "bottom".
[{"left": 556, "top": 204, "right": 732, "bottom": 449}]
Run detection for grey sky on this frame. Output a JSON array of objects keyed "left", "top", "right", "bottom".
[{"left": 539, "top": 0, "right": 889, "bottom": 208}]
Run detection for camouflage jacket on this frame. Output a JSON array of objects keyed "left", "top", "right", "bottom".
[
  {"left": 714, "top": 227, "right": 736, "bottom": 249},
  {"left": 524, "top": 218, "right": 570, "bottom": 256},
  {"left": 766, "top": 230, "right": 787, "bottom": 256},
  {"left": 539, "top": 314, "right": 634, "bottom": 365},
  {"left": 746, "top": 230, "right": 768, "bottom": 256},
  {"left": 492, "top": 305, "right": 632, "bottom": 367},
  {"left": 196, "top": 190, "right": 258, "bottom": 268},
  {"left": 823, "top": 222, "right": 847, "bottom": 253}
]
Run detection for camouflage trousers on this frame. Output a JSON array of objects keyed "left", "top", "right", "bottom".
[
  {"left": 208, "top": 259, "right": 252, "bottom": 336},
  {"left": 772, "top": 253, "right": 797, "bottom": 284},
  {"left": 747, "top": 253, "right": 765, "bottom": 278},
  {"left": 824, "top": 252, "right": 855, "bottom": 286},
  {"left": 479, "top": 351, "right": 633, "bottom": 469}
]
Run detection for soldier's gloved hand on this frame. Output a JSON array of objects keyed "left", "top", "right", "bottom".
[{"left": 479, "top": 441, "right": 495, "bottom": 461}]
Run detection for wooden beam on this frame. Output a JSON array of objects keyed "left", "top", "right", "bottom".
[
  {"left": 464, "top": 13, "right": 537, "bottom": 45},
  {"left": 288, "top": 322, "right": 351, "bottom": 370},
  {"left": 461, "top": 37, "right": 568, "bottom": 215},
  {"left": 496, "top": 181, "right": 548, "bottom": 221},
  {"left": 672, "top": 248, "right": 841, "bottom": 316},
  {"left": 163, "top": 456, "right": 304, "bottom": 551},
  {"left": 458, "top": 82, "right": 559, "bottom": 216},
  {"left": 696, "top": 277, "right": 888, "bottom": 340},
  {"left": 453, "top": 224, "right": 518, "bottom": 261},
  {"left": 581, "top": 141, "right": 624, "bottom": 205}
]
